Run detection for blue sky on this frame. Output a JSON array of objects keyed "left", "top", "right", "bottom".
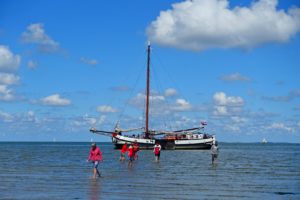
[{"left": 0, "top": 0, "right": 300, "bottom": 142}]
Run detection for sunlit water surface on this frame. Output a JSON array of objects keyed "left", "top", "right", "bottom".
[{"left": 0, "top": 142, "right": 299, "bottom": 199}]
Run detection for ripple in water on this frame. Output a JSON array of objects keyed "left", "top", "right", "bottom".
[{"left": 0, "top": 142, "right": 299, "bottom": 199}]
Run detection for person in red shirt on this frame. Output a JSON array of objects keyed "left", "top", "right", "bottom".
[
  {"left": 153, "top": 142, "right": 161, "bottom": 162},
  {"left": 133, "top": 141, "right": 139, "bottom": 160},
  {"left": 119, "top": 143, "right": 127, "bottom": 161},
  {"left": 128, "top": 145, "right": 134, "bottom": 167},
  {"left": 87, "top": 143, "right": 103, "bottom": 178}
]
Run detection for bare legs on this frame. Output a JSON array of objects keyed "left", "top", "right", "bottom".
[
  {"left": 119, "top": 154, "right": 125, "bottom": 161},
  {"left": 212, "top": 154, "right": 217, "bottom": 164},
  {"left": 155, "top": 155, "right": 160, "bottom": 162},
  {"left": 128, "top": 157, "right": 133, "bottom": 167},
  {"left": 93, "top": 167, "right": 101, "bottom": 179}
]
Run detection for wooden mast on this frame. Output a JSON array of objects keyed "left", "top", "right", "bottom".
[{"left": 145, "top": 42, "right": 151, "bottom": 138}]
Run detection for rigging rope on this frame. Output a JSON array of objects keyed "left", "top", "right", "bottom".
[
  {"left": 117, "top": 50, "right": 147, "bottom": 130},
  {"left": 153, "top": 50, "right": 202, "bottom": 130}
]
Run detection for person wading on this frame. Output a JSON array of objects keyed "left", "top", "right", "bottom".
[
  {"left": 120, "top": 143, "right": 127, "bottom": 161},
  {"left": 133, "top": 141, "right": 139, "bottom": 160},
  {"left": 128, "top": 144, "right": 134, "bottom": 167},
  {"left": 87, "top": 143, "right": 103, "bottom": 178},
  {"left": 153, "top": 142, "right": 161, "bottom": 162},
  {"left": 211, "top": 142, "right": 219, "bottom": 164}
]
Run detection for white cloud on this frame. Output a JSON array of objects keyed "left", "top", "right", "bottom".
[
  {"left": 27, "top": 60, "right": 38, "bottom": 69},
  {"left": 0, "top": 73, "right": 20, "bottom": 85},
  {"left": 263, "top": 89, "right": 300, "bottom": 102},
  {"left": 213, "top": 92, "right": 244, "bottom": 116},
  {"left": 22, "top": 23, "right": 59, "bottom": 52},
  {"left": 0, "top": 46, "right": 21, "bottom": 101},
  {"left": 137, "top": 93, "right": 165, "bottom": 101},
  {"left": 0, "top": 110, "right": 71, "bottom": 134},
  {"left": 0, "top": 110, "right": 13, "bottom": 122},
  {"left": 80, "top": 57, "right": 98, "bottom": 66},
  {"left": 0, "top": 85, "right": 14, "bottom": 101},
  {"left": 41, "top": 94, "right": 71, "bottom": 106},
  {"left": 98, "top": 115, "right": 106, "bottom": 124},
  {"left": 129, "top": 93, "right": 166, "bottom": 114},
  {"left": 172, "top": 98, "right": 192, "bottom": 111},
  {"left": 23, "top": 110, "right": 37, "bottom": 122},
  {"left": 0, "top": 45, "right": 21, "bottom": 72},
  {"left": 213, "top": 92, "right": 244, "bottom": 106},
  {"left": 27, "top": 110, "right": 35, "bottom": 117},
  {"left": 220, "top": 72, "right": 250, "bottom": 82},
  {"left": 97, "top": 105, "right": 118, "bottom": 113},
  {"left": 71, "top": 114, "right": 106, "bottom": 128},
  {"left": 88, "top": 118, "right": 97, "bottom": 125},
  {"left": 213, "top": 105, "right": 228, "bottom": 116},
  {"left": 131, "top": 93, "right": 165, "bottom": 107},
  {"left": 225, "top": 124, "right": 241, "bottom": 133},
  {"left": 164, "top": 88, "right": 178, "bottom": 97},
  {"left": 175, "top": 115, "right": 192, "bottom": 126},
  {"left": 130, "top": 92, "right": 194, "bottom": 115},
  {"left": 265, "top": 122, "right": 294, "bottom": 132},
  {"left": 231, "top": 116, "right": 248, "bottom": 123},
  {"left": 147, "top": 0, "right": 300, "bottom": 51}
]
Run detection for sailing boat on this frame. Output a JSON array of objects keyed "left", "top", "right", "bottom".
[
  {"left": 261, "top": 138, "right": 268, "bottom": 144},
  {"left": 90, "top": 43, "right": 216, "bottom": 150}
]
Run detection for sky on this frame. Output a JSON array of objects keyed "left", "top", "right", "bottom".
[{"left": 0, "top": 0, "right": 300, "bottom": 142}]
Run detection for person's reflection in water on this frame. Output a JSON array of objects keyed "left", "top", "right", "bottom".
[{"left": 89, "top": 179, "right": 101, "bottom": 200}]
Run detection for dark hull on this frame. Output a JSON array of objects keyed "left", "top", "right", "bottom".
[
  {"left": 114, "top": 142, "right": 154, "bottom": 150},
  {"left": 113, "top": 139, "right": 212, "bottom": 150}
]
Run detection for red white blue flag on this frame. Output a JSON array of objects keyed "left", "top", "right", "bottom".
[{"left": 201, "top": 121, "right": 207, "bottom": 126}]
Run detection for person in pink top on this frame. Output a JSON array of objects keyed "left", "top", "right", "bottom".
[{"left": 87, "top": 143, "right": 103, "bottom": 178}]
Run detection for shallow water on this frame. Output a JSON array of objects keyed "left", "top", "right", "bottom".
[{"left": 0, "top": 142, "right": 299, "bottom": 199}]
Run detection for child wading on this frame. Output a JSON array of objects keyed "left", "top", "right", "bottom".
[
  {"left": 153, "top": 142, "right": 161, "bottom": 162},
  {"left": 87, "top": 143, "right": 103, "bottom": 178}
]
